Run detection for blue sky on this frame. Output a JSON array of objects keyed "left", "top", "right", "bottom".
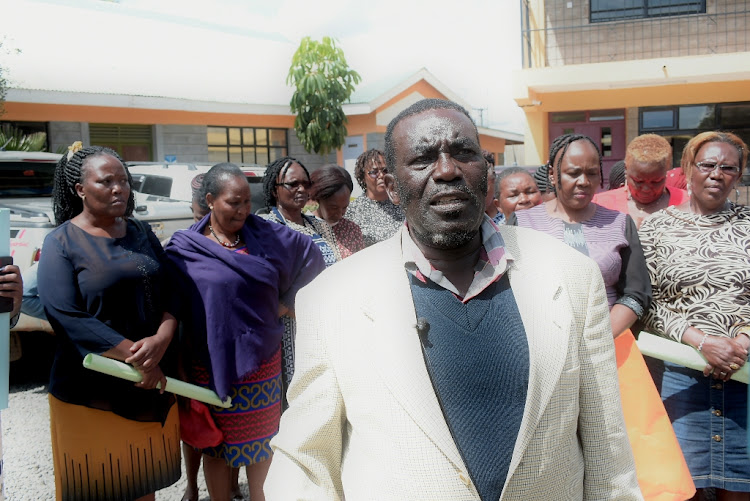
[{"left": 3, "top": 0, "right": 524, "bottom": 132}]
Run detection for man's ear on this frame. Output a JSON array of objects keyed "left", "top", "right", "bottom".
[{"left": 384, "top": 173, "right": 400, "bottom": 205}]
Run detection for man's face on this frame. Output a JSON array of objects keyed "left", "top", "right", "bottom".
[{"left": 385, "top": 108, "right": 487, "bottom": 250}]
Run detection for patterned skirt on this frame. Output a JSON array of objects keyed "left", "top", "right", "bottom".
[
  {"left": 192, "top": 348, "right": 282, "bottom": 467},
  {"left": 49, "top": 395, "right": 181, "bottom": 501}
]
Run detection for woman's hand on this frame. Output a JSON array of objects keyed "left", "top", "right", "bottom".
[
  {"left": 125, "top": 312, "right": 176, "bottom": 370},
  {"left": 126, "top": 331, "right": 171, "bottom": 371},
  {"left": 698, "top": 334, "right": 748, "bottom": 382},
  {"left": 135, "top": 364, "right": 167, "bottom": 393}
]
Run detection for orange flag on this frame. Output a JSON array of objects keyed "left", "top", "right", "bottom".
[{"left": 615, "top": 330, "right": 696, "bottom": 501}]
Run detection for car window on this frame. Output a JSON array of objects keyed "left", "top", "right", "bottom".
[
  {"left": 0, "top": 161, "right": 57, "bottom": 197},
  {"left": 246, "top": 176, "right": 266, "bottom": 212},
  {"left": 138, "top": 175, "right": 173, "bottom": 198}
]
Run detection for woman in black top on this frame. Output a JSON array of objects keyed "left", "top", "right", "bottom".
[{"left": 38, "top": 144, "right": 180, "bottom": 501}]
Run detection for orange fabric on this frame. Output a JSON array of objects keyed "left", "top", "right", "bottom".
[
  {"left": 615, "top": 330, "right": 695, "bottom": 501},
  {"left": 49, "top": 394, "right": 181, "bottom": 500}
]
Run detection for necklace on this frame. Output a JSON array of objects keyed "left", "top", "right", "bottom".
[{"left": 209, "top": 224, "right": 240, "bottom": 248}]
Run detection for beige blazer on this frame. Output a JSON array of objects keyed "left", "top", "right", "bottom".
[{"left": 265, "top": 225, "right": 642, "bottom": 501}]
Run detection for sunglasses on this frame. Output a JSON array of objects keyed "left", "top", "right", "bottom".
[{"left": 367, "top": 168, "right": 388, "bottom": 179}]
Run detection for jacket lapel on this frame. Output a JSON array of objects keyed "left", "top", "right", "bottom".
[
  {"left": 502, "top": 235, "right": 571, "bottom": 490},
  {"left": 361, "top": 234, "right": 467, "bottom": 472}
]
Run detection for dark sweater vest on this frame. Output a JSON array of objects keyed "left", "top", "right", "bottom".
[{"left": 408, "top": 274, "right": 529, "bottom": 501}]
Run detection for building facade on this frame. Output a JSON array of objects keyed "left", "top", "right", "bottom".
[
  {"left": 2, "top": 70, "right": 521, "bottom": 176},
  {"left": 513, "top": 0, "right": 750, "bottom": 185}
]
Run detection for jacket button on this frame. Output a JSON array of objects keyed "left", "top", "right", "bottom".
[
  {"left": 713, "top": 435, "right": 722, "bottom": 442},
  {"left": 712, "top": 383, "right": 723, "bottom": 390},
  {"left": 713, "top": 409, "right": 722, "bottom": 417}
]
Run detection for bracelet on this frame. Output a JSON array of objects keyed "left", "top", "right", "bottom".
[{"left": 696, "top": 332, "right": 709, "bottom": 352}]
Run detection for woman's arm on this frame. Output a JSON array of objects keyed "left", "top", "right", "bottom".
[
  {"left": 611, "top": 216, "right": 651, "bottom": 337},
  {"left": 38, "top": 237, "right": 127, "bottom": 355},
  {"left": 278, "top": 232, "right": 326, "bottom": 317}
]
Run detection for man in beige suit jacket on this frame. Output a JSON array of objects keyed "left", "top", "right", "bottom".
[{"left": 265, "top": 99, "right": 642, "bottom": 500}]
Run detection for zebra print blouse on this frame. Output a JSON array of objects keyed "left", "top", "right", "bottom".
[{"left": 640, "top": 202, "right": 750, "bottom": 343}]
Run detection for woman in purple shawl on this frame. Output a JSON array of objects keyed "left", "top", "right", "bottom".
[{"left": 165, "top": 163, "right": 325, "bottom": 501}]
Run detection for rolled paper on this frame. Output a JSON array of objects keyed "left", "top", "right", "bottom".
[
  {"left": 637, "top": 332, "right": 749, "bottom": 385},
  {"left": 83, "top": 353, "right": 232, "bottom": 408}
]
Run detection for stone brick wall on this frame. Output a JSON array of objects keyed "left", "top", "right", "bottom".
[
  {"left": 287, "top": 128, "right": 337, "bottom": 171},
  {"left": 154, "top": 124, "right": 209, "bottom": 163},
  {"left": 366, "top": 132, "right": 385, "bottom": 152},
  {"left": 48, "top": 122, "right": 89, "bottom": 153}
]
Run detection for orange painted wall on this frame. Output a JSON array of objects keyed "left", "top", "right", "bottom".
[
  {"left": 536, "top": 80, "right": 749, "bottom": 112},
  {"left": 2, "top": 102, "right": 295, "bottom": 128},
  {"left": 345, "top": 113, "right": 379, "bottom": 137},
  {"left": 377, "top": 80, "right": 448, "bottom": 111}
]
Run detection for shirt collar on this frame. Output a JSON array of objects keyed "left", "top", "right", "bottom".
[{"left": 401, "top": 215, "right": 513, "bottom": 302}]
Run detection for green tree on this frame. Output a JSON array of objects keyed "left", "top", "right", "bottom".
[{"left": 287, "top": 36, "right": 361, "bottom": 155}]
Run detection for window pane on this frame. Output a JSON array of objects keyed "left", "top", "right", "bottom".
[
  {"left": 208, "top": 147, "right": 228, "bottom": 164},
  {"left": 256, "top": 147, "right": 269, "bottom": 165},
  {"left": 242, "top": 147, "right": 256, "bottom": 164},
  {"left": 269, "top": 129, "right": 287, "bottom": 146},
  {"left": 229, "top": 128, "right": 242, "bottom": 146},
  {"left": 679, "top": 105, "right": 715, "bottom": 130},
  {"left": 256, "top": 129, "right": 268, "bottom": 146},
  {"left": 591, "top": 0, "right": 644, "bottom": 22},
  {"left": 647, "top": 0, "right": 705, "bottom": 17},
  {"left": 589, "top": 109, "right": 625, "bottom": 121},
  {"left": 269, "top": 148, "right": 286, "bottom": 164},
  {"left": 242, "top": 128, "right": 255, "bottom": 146},
  {"left": 551, "top": 112, "right": 586, "bottom": 123},
  {"left": 720, "top": 103, "right": 750, "bottom": 128},
  {"left": 642, "top": 109, "right": 675, "bottom": 129},
  {"left": 601, "top": 127, "right": 613, "bottom": 157},
  {"left": 141, "top": 176, "right": 172, "bottom": 198},
  {"left": 229, "top": 146, "right": 242, "bottom": 163},
  {"left": 207, "top": 127, "right": 227, "bottom": 145}
]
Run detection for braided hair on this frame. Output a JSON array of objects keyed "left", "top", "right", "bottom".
[
  {"left": 353, "top": 149, "right": 385, "bottom": 191},
  {"left": 547, "top": 134, "right": 603, "bottom": 192},
  {"left": 52, "top": 145, "right": 134, "bottom": 225},
  {"left": 262, "top": 156, "right": 310, "bottom": 208}
]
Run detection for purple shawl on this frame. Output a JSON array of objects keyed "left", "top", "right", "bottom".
[{"left": 165, "top": 214, "right": 325, "bottom": 399}]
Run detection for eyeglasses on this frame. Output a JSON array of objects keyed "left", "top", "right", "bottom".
[
  {"left": 276, "top": 180, "right": 312, "bottom": 191},
  {"left": 695, "top": 161, "right": 741, "bottom": 176},
  {"left": 367, "top": 168, "right": 388, "bottom": 179}
]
